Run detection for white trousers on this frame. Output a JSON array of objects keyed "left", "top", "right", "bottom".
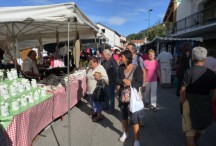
[
  {"left": 160, "top": 65, "right": 171, "bottom": 84},
  {"left": 143, "top": 81, "right": 157, "bottom": 107}
]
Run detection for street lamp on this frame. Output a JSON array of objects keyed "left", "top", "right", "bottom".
[{"left": 148, "top": 9, "right": 153, "bottom": 27}]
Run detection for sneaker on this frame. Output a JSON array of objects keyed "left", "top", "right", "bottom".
[
  {"left": 118, "top": 133, "right": 129, "bottom": 142},
  {"left": 134, "top": 141, "right": 140, "bottom": 146}
]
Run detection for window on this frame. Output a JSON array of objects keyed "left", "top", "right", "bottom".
[{"left": 101, "top": 29, "right": 105, "bottom": 33}]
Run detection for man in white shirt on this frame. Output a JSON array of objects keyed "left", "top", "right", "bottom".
[
  {"left": 156, "top": 47, "right": 173, "bottom": 88},
  {"left": 3, "top": 49, "right": 13, "bottom": 64},
  {"left": 22, "top": 50, "right": 41, "bottom": 80}
]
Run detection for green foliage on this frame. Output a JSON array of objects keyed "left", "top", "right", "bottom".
[{"left": 127, "top": 22, "right": 167, "bottom": 41}]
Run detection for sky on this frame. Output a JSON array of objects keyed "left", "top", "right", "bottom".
[{"left": 1, "top": 0, "right": 170, "bottom": 37}]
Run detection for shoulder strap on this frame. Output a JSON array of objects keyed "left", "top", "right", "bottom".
[
  {"left": 137, "top": 55, "right": 140, "bottom": 66},
  {"left": 126, "top": 65, "right": 137, "bottom": 79}
]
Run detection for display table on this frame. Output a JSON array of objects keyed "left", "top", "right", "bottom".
[
  {"left": 52, "top": 77, "right": 86, "bottom": 119},
  {"left": 0, "top": 79, "right": 53, "bottom": 129},
  {"left": 2, "top": 76, "right": 86, "bottom": 146}
]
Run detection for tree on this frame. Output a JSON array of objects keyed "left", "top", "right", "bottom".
[{"left": 127, "top": 22, "right": 166, "bottom": 41}]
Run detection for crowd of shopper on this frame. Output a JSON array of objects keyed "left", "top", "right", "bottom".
[{"left": 85, "top": 43, "right": 216, "bottom": 146}]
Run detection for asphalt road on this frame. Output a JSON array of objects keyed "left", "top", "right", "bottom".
[{"left": 33, "top": 86, "right": 216, "bottom": 146}]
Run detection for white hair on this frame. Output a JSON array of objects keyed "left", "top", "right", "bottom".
[
  {"left": 103, "top": 49, "right": 112, "bottom": 56},
  {"left": 192, "top": 46, "right": 207, "bottom": 61}
]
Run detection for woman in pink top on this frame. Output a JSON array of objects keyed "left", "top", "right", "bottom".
[
  {"left": 143, "top": 49, "right": 161, "bottom": 112},
  {"left": 113, "top": 48, "right": 121, "bottom": 64}
]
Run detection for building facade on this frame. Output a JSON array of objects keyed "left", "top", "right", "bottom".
[
  {"left": 96, "top": 23, "right": 126, "bottom": 48},
  {"left": 164, "top": 0, "right": 216, "bottom": 50},
  {"left": 128, "top": 40, "right": 145, "bottom": 48}
]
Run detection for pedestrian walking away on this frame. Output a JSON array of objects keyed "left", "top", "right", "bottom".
[{"left": 156, "top": 47, "right": 173, "bottom": 88}]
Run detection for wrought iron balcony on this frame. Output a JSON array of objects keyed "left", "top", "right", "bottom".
[{"left": 171, "top": 4, "right": 216, "bottom": 34}]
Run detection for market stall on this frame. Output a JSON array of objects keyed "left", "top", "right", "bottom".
[{"left": 0, "top": 2, "right": 96, "bottom": 146}]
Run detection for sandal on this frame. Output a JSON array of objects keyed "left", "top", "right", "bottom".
[
  {"left": 89, "top": 113, "right": 97, "bottom": 118},
  {"left": 92, "top": 116, "right": 103, "bottom": 122}
]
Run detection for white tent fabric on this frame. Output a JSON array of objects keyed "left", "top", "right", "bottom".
[{"left": 0, "top": 2, "right": 98, "bottom": 49}]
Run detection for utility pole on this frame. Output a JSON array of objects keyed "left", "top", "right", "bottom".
[{"left": 148, "top": 9, "right": 153, "bottom": 27}]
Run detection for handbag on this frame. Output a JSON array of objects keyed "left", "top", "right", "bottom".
[
  {"left": 120, "top": 86, "right": 131, "bottom": 103},
  {"left": 93, "top": 79, "right": 105, "bottom": 102},
  {"left": 120, "top": 65, "right": 137, "bottom": 103}
]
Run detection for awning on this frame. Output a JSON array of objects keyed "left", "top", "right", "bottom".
[{"left": 146, "top": 36, "right": 203, "bottom": 44}]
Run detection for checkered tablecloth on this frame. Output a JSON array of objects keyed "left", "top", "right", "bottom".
[
  {"left": 5, "top": 96, "right": 54, "bottom": 146},
  {"left": 4, "top": 77, "right": 86, "bottom": 146},
  {"left": 52, "top": 77, "right": 86, "bottom": 119}
]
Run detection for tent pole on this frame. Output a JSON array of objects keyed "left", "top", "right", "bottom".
[
  {"left": 38, "top": 38, "right": 43, "bottom": 65},
  {"left": 67, "top": 18, "right": 72, "bottom": 146},
  {"left": 13, "top": 37, "right": 17, "bottom": 70},
  {"left": 156, "top": 41, "right": 159, "bottom": 55},
  {"left": 97, "top": 39, "right": 99, "bottom": 51},
  {"left": 94, "top": 32, "right": 98, "bottom": 52},
  {"left": 12, "top": 23, "right": 17, "bottom": 70},
  {"left": 95, "top": 37, "right": 97, "bottom": 51}
]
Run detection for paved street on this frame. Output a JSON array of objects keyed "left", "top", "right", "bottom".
[{"left": 33, "top": 86, "right": 216, "bottom": 146}]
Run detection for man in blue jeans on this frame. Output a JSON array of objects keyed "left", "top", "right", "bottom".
[{"left": 102, "top": 49, "right": 118, "bottom": 113}]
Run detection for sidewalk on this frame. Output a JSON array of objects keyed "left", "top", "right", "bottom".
[{"left": 33, "top": 86, "right": 216, "bottom": 146}]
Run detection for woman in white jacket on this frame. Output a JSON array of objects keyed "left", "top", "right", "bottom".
[{"left": 86, "top": 56, "right": 109, "bottom": 122}]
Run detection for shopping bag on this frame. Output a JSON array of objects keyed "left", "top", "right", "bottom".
[{"left": 129, "top": 86, "right": 144, "bottom": 113}]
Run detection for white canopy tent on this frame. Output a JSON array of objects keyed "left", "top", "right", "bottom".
[
  {"left": 0, "top": 3, "right": 99, "bottom": 146},
  {"left": 0, "top": 2, "right": 98, "bottom": 49}
]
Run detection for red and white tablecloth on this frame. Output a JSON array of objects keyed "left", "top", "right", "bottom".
[
  {"left": 52, "top": 77, "right": 86, "bottom": 119},
  {"left": 4, "top": 77, "right": 86, "bottom": 146}
]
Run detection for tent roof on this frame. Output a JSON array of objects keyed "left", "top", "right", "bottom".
[
  {"left": 0, "top": 2, "right": 99, "bottom": 49},
  {"left": 146, "top": 36, "right": 203, "bottom": 44}
]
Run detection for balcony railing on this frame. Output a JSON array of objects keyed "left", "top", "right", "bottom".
[{"left": 171, "top": 4, "right": 216, "bottom": 34}]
